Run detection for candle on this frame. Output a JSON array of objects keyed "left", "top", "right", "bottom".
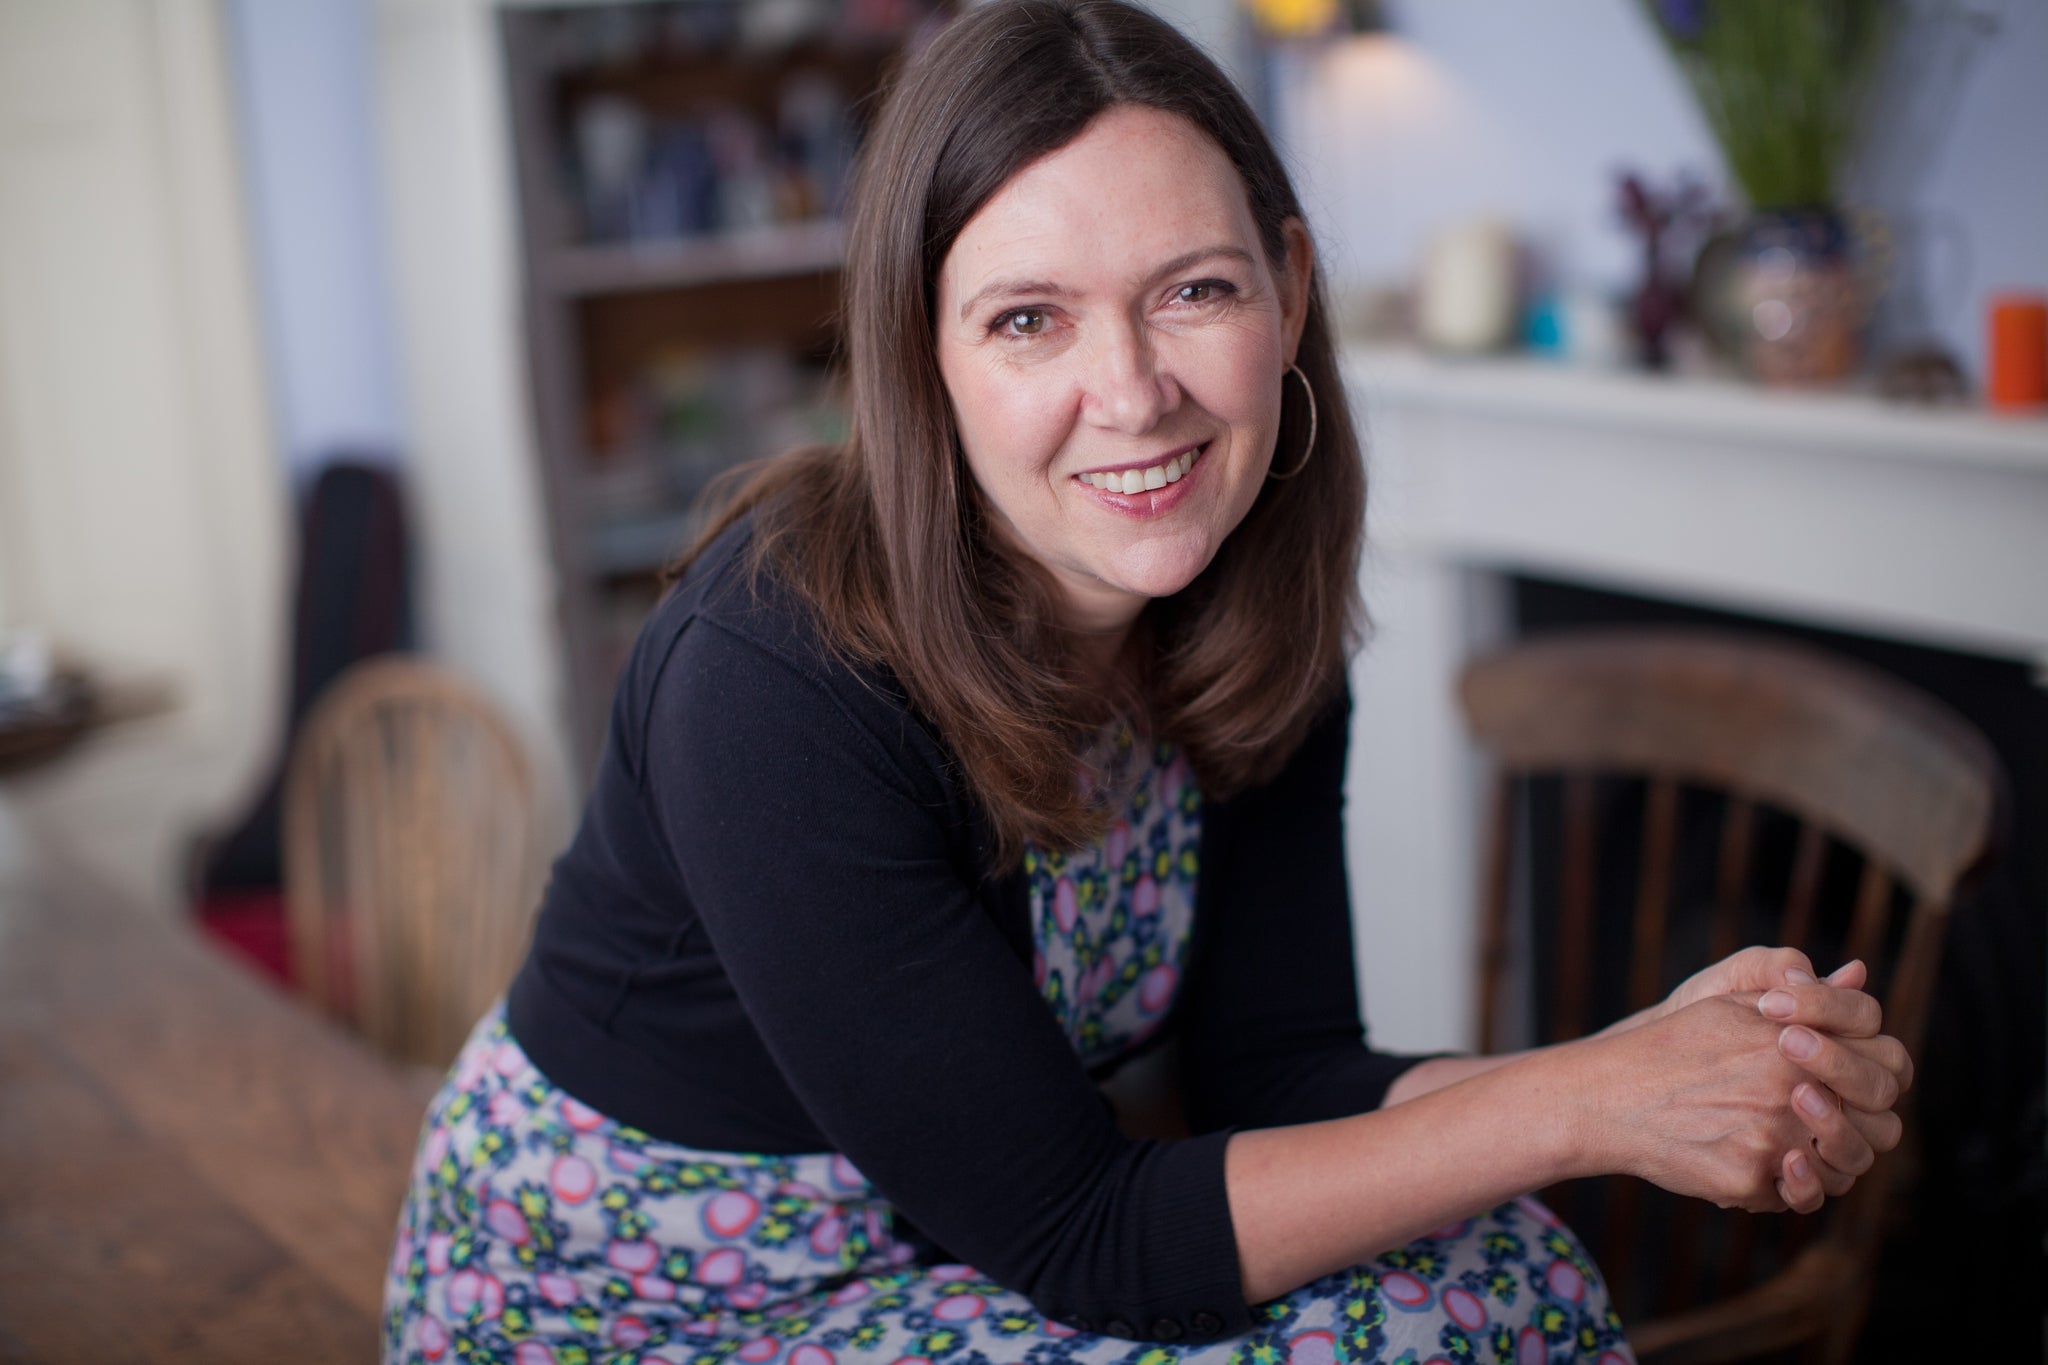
[{"left": 1986, "top": 292, "right": 2048, "bottom": 410}]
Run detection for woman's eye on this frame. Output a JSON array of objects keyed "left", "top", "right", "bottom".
[
  {"left": 997, "top": 309, "right": 1048, "bottom": 336},
  {"left": 1174, "top": 280, "right": 1234, "bottom": 307}
]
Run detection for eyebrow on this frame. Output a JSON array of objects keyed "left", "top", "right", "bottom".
[{"left": 954, "top": 244, "right": 1257, "bottom": 322}]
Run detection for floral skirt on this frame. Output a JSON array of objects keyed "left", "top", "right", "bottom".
[{"left": 383, "top": 1007, "right": 1635, "bottom": 1365}]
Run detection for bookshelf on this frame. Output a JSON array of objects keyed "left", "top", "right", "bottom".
[{"left": 498, "top": 0, "right": 947, "bottom": 777}]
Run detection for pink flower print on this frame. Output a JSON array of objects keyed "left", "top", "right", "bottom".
[
  {"left": 445, "top": 1268, "right": 505, "bottom": 1321},
  {"left": 1132, "top": 874, "right": 1159, "bottom": 918},
  {"left": 730, "top": 1279, "right": 771, "bottom": 1310},
  {"left": 829, "top": 1154, "right": 866, "bottom": 1190},
  {"left": 1053, "top": 878, "right": 1078, "bottom": 933},
  {"left": 1546, "top": 1258, "right": 1587, "bottom": 1303},
  {"left": 425, "top": 1231, "right": 453, "bottom": 1275},
  {"left": 1105, "top": 821, "right": 1131, "bottom": 867},
  {"left": 512, "top": 1342, "right": 553, "bottom": 1365},
  {"left": 703, "top": 1189, "right": 760, "bottom": 1239},
  {"left": 634, "top": 1273, "right": 679, "bottom": 1302},
  {"left": 1518, "top": 1327, "right": 1549, "bottom": 1365},
  {"left": 492, "top": 1041, "right": 524, "bottom": 1078},
  {"left": 488, "top": 1091, "right": 525, "bottom": 1128},
  {"left": 559, "top": 1095, "right": 606, "bottom": 1131},
  {"left": 416, "top": 1314, "right": 450, "bottom": 1360},
  {"left": 932, "top": 1294, "right": 985, "bottom": 1321},
  {"left": 1137, "top": 963, "right": 1177, "bottom": 1015},
  {"left": 738, "top": 1339, "right": 782, "bottom": 1363},
  {"left": 808, "top": 1212, "right": 846, "bottom": 1257},
  {"left": 927, "top": 1264, "right": 979, "bottom": 1281},
  {"left": 1381, "top": 1270, "right": 1431, "bottom": 1309},
  {"left": 537, "top": 1271, "right": 579, "bottom": 1308},
  {"left": 1286, "top": 1331, "right": 1337, "bottom": 1365},
  {"left": 484, "top": 1198, "right": 530, "bottom": 1244},
  {"left": 550, "top": 1153, "right": 596, "bottom": 1203},
  {"left": 1443, "top": 1286, "right": 1488, "bottom": 1332},
  {"left": 454, "top": 1047, "right": 489, "bottom": 1091},
  {"left": 1033, "top": 950, "right": 1047, "bottom": 988},
  {"left": 606, "top": 1239, "right": 658, "bottom": 1274},
  {"left": 612, "top": 1316, "right": 653, "bottom": 1349},
  {"left": 789, "top": 1345, "right": 836, "bottom": 1365},
  {"left": 695, "top": 1246, "right": 746, "bottom": 1286},
  {"left": 828, "top": 1280, "right": 871, "bottom": 1307}
]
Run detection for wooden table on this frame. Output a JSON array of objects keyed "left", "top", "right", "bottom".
[{"left": 0, "top": 839, "right": 438, "bottom": 1362}]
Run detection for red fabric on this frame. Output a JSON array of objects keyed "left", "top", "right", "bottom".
[{"left": 195, "top": 888, "right": 295, "bottom": 988}]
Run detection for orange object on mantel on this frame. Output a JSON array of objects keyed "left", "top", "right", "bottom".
[{"left": 1987, "top": 292, "right": 2048, "bottom": 409}]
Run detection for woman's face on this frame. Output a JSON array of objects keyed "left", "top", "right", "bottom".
[{"left": 934, "top": 104, "right": 1312, "bottom": 640}]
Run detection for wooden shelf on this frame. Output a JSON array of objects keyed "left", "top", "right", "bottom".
[{"left": 546, "top": 219, "right": 846, "bottom": 297}]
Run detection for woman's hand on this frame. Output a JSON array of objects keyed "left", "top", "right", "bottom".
[
  {"left": 1579, "top": 992, "right": 1826, "bottom": 1213},
  {"left": 1633, "top": 947, "right": 1913, "bottom": 1213}
]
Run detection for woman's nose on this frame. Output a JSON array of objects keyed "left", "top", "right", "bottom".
[{"left": 1082, "top": 322, "right": 1178, "bottom": 434}]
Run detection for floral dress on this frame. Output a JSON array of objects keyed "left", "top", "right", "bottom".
[{"left": 383, "top": 726, "right": 1633, "bottom": 1365}]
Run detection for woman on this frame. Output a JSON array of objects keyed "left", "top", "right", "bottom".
[{"left": 384, "top": 4, "right": 1912, "bottom": 1362}]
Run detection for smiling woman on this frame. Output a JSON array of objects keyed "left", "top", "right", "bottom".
[
  {"left": 380, "top": 4, "right": 1916, "bottom": 1363},
  {"left": 935, "top": 106, "right": 1312, "bottom": 652}
]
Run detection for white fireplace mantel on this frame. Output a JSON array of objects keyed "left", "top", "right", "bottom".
[{"left": 1338, "top": 346, "right": 2048, "bottom": 1054}]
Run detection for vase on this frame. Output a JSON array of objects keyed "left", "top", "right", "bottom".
[{"left": 1735, "top": 207, "right": 1864, "bottom": 386}]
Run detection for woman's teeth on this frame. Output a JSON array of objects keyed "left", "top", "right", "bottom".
[{"left": 1080, "top": 448, "right": 1198, "bottom": 494}]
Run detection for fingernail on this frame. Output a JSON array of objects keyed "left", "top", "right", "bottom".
[
  {"left": 1759, "top": 990, "right": 1796, "bottom": 1019},
  {"left": 1780, "top": 1026, "right": 1819, "bottom": 1060},
  {"left": 1789, "top": 1154, "right": 1810, "bottom": 1181},
  {"left": 1785, "top": 968, "right": 1816, "bottom": 986},
  {"left": 1826, "top": 962, "right": 1856, "bottom": 984},
  {"left": 1798, "top": 1085, "right": 1831, "bottom": 1117}
]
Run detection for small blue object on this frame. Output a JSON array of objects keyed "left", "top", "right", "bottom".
[{"left": 1524, "top": 293, "right": 1566, "bottom": 355}]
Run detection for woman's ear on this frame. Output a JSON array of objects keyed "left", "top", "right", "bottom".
[{"left": 1278, "top": 217, "right": 1315, "bottom": 365}]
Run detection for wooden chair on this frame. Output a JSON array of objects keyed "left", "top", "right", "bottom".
[
  {"left": 1459, "top": 628, "right": 1997, "bottom": 1365},
  {"left": 283, "top": 655, "right": 541, "bottom": 1070}
]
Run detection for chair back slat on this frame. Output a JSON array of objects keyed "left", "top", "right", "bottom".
[
  {"left": 1557, "top": 774, "right": 1600, "bottom": 1042},
  {"left": 1843, "top": 861, "right": 1893, "bottom": 980},
  {"left": 1458, "top": 628, "right": 1998, "bottom": 1364},
  {"left": 1781, "top": 822, "right": 1828, "bottom": 950},
  {"left": 1477, "top": 775, "right": 1519, "bottom": 1053},
  {"left": 1709, "top": 797, "right": 1755, "bottom": 963},
  {"left": 1630, "top": 779, "right": 1681, "bottom": 1014}
]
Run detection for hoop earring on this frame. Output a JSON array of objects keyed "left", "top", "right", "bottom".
[{"left": 1268, "top": 363, "right": 1316, "bottom": 481}]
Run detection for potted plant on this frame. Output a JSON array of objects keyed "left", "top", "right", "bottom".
[{"left": 1642, "top": 0, "right": 1893, "bottom": 384}]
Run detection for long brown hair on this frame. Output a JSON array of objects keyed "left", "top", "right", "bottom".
[{"left": 677, "top": 0, "right": 1366, "bottom": 865}]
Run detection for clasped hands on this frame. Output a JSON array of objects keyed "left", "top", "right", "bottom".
[{"left": 1595, "top": 946, "right": 1913, "bottom": 1217}]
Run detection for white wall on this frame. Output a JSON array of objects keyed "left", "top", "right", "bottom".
[
  {"left": 226, "top": 0, "right": 408, "bottom": 483},
  {"left": 372, "top": 0, "right": 575, "bottom": 844},
  {"left": 1270, "top": 0, "right": 2048, "bottom": 386}
]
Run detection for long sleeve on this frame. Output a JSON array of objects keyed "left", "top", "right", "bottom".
[
  {"left": 1176, "top": 688, "right": 1438, "bottom": 1133},
  {"left": 637, "top": 607, "right": 1254, "bottom": 1343}
]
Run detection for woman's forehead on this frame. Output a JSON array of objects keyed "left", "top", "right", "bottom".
[{"left": 938, "top": 106, "right": 1264, "bottom": 304}]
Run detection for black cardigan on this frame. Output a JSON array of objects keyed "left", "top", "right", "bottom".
[{"left": 506, "top": 518, "right": 1427, "bottom": 1343}]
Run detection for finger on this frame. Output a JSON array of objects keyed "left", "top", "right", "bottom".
[
  {"left": 1776, "top": 1147, "right": 1825, "bottom": 1215},
  {"left": 1836, "top": 1096, "right": 1906, "bottom": 1154},
  {"left": 1776, "top": 1027, "right": 1909, "bottom": 1110},
  {"left": 1825, "top": 959, "right": 1868, "bottom": 990},
  {"left": 1766, "top": 947, "right": 1818, "bottom": 987},
  {"left": 1830, "top": 1031, "right": 1916, "bottom": 1096},
  {"left": 1756, "top": 983, "right": 1883, "bottom": 1038},
  {"left": 1793, "top": 1081, "right": 1877, "bottom": 1178}
]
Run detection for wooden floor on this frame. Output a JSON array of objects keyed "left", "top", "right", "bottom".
[{"left": 0, "top": 816, "right": 437, "bottom": 1362}]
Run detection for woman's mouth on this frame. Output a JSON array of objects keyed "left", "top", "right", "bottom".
[{"left": 1073, "top": 443, "right": 1204, "bottom": 494}]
